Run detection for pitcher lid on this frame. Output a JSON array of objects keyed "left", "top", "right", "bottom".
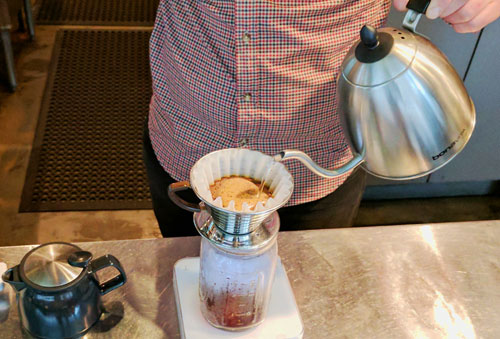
[{"left": 20, "top": 242, "right": 91, "bottom": 289}]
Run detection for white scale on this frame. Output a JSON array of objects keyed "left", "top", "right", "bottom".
[{"left": 173, "top": 257, "right": 304, "bottom": 339}]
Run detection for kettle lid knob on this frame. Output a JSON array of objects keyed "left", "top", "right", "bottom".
[
  {"left": 68, "top": 251, "right": 93, "bottom": 268},
  {"left": 355, "top": 25, "right": 394, "bottom": 64},
  {"left": 360, "top": 25, "right": 379, "bottom": 49}
]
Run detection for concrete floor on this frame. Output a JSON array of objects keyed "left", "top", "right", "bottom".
[
  {"left": 0, "top": 25, "right": 161, "bottom": 247},
  {"left": 1, "top": 21, "right": 499, "bottom": 247}
]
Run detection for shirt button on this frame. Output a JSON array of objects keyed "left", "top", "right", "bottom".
[
  {"left": 243, "top": 93, "right": 252, "bottom": 102},
  {"left": 239, "top": 138, "right": 248, "bottom": 147},
  {"left": 242, "top": 33, "right": 251, "bottom": 44}
]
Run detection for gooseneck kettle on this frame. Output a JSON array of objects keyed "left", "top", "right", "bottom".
[{"left": 275, "top": 0, "right": 475, "bottom": 180}]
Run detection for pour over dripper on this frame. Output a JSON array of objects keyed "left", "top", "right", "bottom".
[{"left": 168, "top": 148, "right": 294, "bottom": 235}]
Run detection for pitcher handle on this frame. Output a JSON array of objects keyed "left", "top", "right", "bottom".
[
  {"left": 90, "top": 255, "right": 127, "bottom": 295},
  {"left": 168, "top": 181, "right": 202, "bottom": 213}
]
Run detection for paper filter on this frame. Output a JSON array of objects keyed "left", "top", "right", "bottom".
[{"left": 190, "top": 148, "right": 294, "bottom": 213}]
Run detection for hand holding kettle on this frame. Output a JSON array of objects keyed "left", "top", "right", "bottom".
[{"left": 394, "top": 0, "right": 500, "bottom": 33}]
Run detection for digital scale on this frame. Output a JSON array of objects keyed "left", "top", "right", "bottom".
[{"left": 173, "top": 257, "right": 304, "bottom": 338}]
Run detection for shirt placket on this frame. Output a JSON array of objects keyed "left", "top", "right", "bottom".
[{"left": 235, "top": 0, "right": 259, "bottom": 148}]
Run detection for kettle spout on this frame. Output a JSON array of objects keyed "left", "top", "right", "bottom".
[
  {"left": 275, "top": 149, "right": 365, "bottom": 178},
  {"left": 2, "top": 266, "right": 26, "bottom": 292}
]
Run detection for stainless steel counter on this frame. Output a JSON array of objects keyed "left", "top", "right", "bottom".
[{"left": 1, "top": 220, "right": 499, "bottom": 338}]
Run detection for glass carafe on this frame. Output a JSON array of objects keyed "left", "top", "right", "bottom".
[{"left": 195, "top": 210, "right": 279, "bottom": 331}]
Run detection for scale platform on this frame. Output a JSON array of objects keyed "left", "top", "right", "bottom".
[{"left": 173, "top": 257, "right": 303, "bottom": 339}]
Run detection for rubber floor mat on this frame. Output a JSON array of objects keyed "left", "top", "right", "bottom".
[
  {"left": 20, "top": 29, "right": 153, "bottom": 212},
  {"left": 37, "top": 0, "right": 159, "bottom": 26}
]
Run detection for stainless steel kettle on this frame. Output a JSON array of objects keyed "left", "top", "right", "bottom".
[
  {"left": 275, "top": 0, "right": 475, "bottom": 180},
  {"left": 1, "top": 242, "right": 126, "bottom": 338}
]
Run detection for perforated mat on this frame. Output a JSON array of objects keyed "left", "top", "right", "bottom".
[
  {"left": 37, "top": 0, "right": 159, "bottom": 26},
  {"left": 20, "top": 29, "right": 153, "bottom": 212}
]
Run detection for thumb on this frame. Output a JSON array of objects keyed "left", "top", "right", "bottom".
[{"left": 393, "top": 0, "right": 410, "bottom": 11}]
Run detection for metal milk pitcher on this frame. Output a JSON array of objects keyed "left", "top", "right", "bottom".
[
  {"left": 2, "top": 242, "right": 126, "bottom": 338},
  {"left": 275, "top": 0, "right": 475, "bottom": 180}
]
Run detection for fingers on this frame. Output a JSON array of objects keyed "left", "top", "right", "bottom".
[
  {"left": 440, "top": 0, "right": 468, "bottom": 17},
  {"left": 444, "top": 0, "right": 491, "bottom": 24},
  {"left": 392, "top": 0, "right": 500, "bottom": 33},
  {"left": 393, "top": 0, "right": 409, "bottom": 12},
  {"left": 392, "top": 0, "right": 464, "bottom": 19},
  {"left": 452, "top": 0, "right": 500, "bottom": 33},
  {"left": 426, "top": 0, "right": 453, "bottom": 19}
]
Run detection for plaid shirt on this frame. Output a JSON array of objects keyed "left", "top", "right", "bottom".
[{"left": 149, "top": 0, "right": 390, "bottom": 206}]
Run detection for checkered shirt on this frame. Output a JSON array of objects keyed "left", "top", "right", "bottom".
[{"left": 149, "top": 0, "right": 391, "bottom": 206}]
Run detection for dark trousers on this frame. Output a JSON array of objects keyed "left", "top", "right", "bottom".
[{"left": 143, "top": 123, "right": 367, "bottom": 237}]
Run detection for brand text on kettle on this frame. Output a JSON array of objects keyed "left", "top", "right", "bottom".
[{"left": 432, "top": 129, "right": 467, "bottom": 161}]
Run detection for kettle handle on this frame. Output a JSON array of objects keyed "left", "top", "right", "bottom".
[
  {"left": 90, "top": 255, "right": 127, "bottom": 295},
  {"left": 406, "top": 0, "right": 431, "bottom": 14},
  {"left": 403, "top": 0, "right": 432, "bottom": 33},
  {"left": 1, "top": 266, "right": 26, "bottom": 292},
  {"left": 274, "top": 149, "right": 365, "bottom": 179}
]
